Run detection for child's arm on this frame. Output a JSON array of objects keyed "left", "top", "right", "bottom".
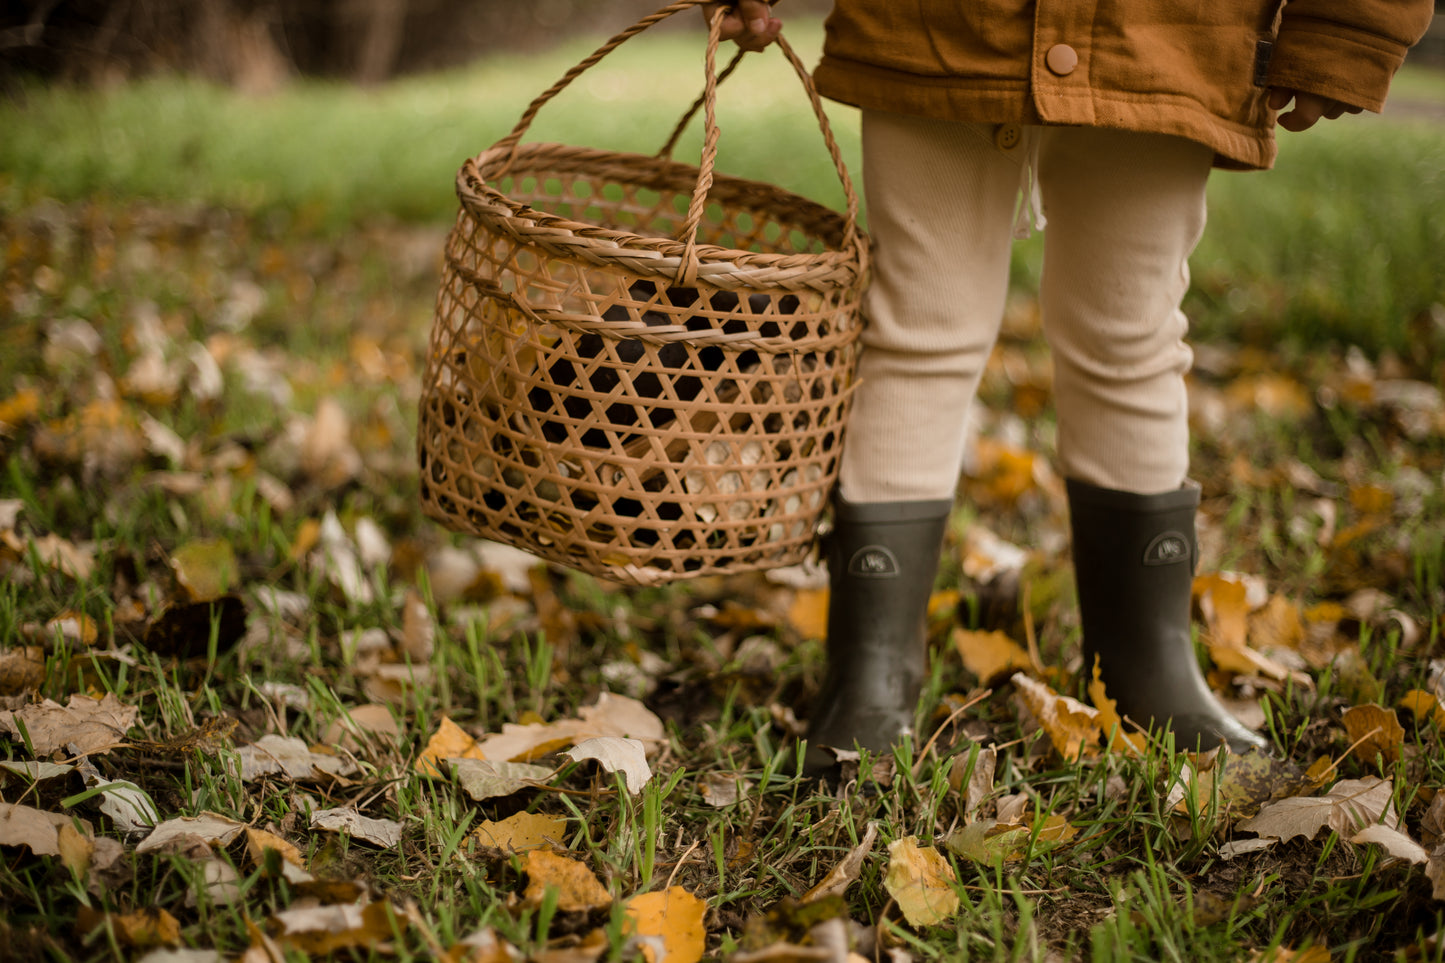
[{"left": 1267, "top": 0, "right": 1435, "bottom": 123}]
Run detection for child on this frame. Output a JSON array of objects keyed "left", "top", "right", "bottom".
[{"left": 706, "top": 0, "right": 1436, "bottom": 768}]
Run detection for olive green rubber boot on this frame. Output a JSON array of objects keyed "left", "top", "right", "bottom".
[
  {"left": 803, "top": 497, "right": 953, "bottom": 776},
  {"left": 1067, "top": 478, "right": 1268, "bottom": 753}
]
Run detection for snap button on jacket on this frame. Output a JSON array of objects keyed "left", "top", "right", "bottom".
[{"left": 812, "top": 0, "right": 1436, "bottom": 170}]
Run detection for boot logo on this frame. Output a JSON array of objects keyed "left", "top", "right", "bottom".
[
  {"left": 848, "top": 545, "right": 900, "bottom": 578},
  {"left": 1143, "top": 532, "right": 1191, "bottom": 566}
]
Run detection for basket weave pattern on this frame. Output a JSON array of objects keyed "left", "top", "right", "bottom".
[{"left": 418, "top": 4, "right": 867, "bottom": 584}]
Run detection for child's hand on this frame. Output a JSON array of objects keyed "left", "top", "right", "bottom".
[
  {"left": 1267, "top": 88, "right": 1363, "bottom": 131},
  {"left": 702, "top": 1, "right": 781, "bottom": 51}
]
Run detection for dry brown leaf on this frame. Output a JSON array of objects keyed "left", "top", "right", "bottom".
[
  {"left": 1340, "top": 704, "right": 1405, "bottom": 765},
  {"left": 473, "top": 694, "right": 666, "bottom": 764},
  {"left": 1011, "top": 672, "right": 1099, "bottom": 760},
  {"left": 623, "top": 887, "right": 707, "bottom": 963},
  {"left": 1237, "top": 777, "right": 1397, "bottom": 844},
  {"left": 79, "top": 906, "right": 182, "bottom": 949},
  {"left": 1248, "top": 594, "right": 1306, "bottom": 650},
  {"left": 451, "top": 758, "right": 554, "bottom": 801},
  {"left": 884, "top": 836, "right": 960, "bottom": 927},
  {"left": 954, "top": 628, "right": 1034, "bottom": 685},
  {"left": 0, "top": 645, "right": 45, "bottom": 696},
  {"left": 473, "top": 811, "right": 568, "bottom": 853},
  {"left": 1348, "top": 824, "right": 1428, "bottom": 864},
  {"left": 0, "top": 692, "right": 138, "bottom": 756},
  {"left": 235, "top": 734, "right": 360, "bottom": 781},
  {"left": 948, "top": 746, "right": 997, "bottom": 820},
  {"left": 272, "top": 900, "right": 399, "bottom": 955},
  {"left": 400, "top": 589, "right": 435, "bottom": 661},
  {"left": 802, "top": 821, "right": 878, "bottom": 904},
  {"left": 563, "top": 736, "right": 652, "bottom": 794},
  {"left": 310, "top": 808, "right": 404, "bottom": 848},
  {"left": 136, "top": 812, "right": 247, "bottom": 855},
  {"left": 522, "top": 849, "right": 612, "bottom": 912},
  {"left": 323, "top": 702, "right": 400, "bottom": 752},
  {"left": 1428, "top": 852, "right": 1445, "bottom": 902},
  {"left": 443, "top": 927, "right": 524, "bottom": 963}
]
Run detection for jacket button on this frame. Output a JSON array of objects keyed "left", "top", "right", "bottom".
[
  {"left": 1045, "top": 43, "right": 1079, "bottom": 76},
  {"left": 993, "top": 124, "right": 1022, "bottom": 150}
]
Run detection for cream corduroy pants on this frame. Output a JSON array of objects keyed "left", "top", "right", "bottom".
[{"left": 838, "top": 110, "right": 1214, "bottom": 503}]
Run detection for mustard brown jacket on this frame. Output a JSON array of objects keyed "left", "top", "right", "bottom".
[{"left": 812, "top": 0, "right": 1437, "bottom": 169}]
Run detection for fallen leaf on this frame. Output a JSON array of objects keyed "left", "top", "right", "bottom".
[
  {"left": 136, "top": 812, "right": 247, "bottom": 855},
  {"left": 1237, "top": 777, "right": 1397, "bottom": 844},
  {"left": 169, "top": 539, "right": 239, "bottom": 602},
  {"left": 785, "top": 589, "right": 829, "bottom": 641},
  {"left": 949, "top": 746, "right": 997, "bottom": 819},
  {"left": 624, "top": 887, "right": 707, "bottom": 963},
  {"left": 0, "top": 646, "right": 45, "bottom": 696},
  {"left": 1087, "top": 661, "right": 1147, "bottom": 754},
  {"left": 234, "top": 734, "right": 360, "bottom": 781},
  {"left": 883, "top": 836, "right": 960, "bottom": 927},
  {"left": 451, "top": 758, "right": 554, "bottom": 801},
  {"left": 698, "top": 772, "right": 750, "bottom": 808},
  {"left": 416, "top": 716, "right": 486, "bottom": 777},
  {"left": 309, "top": 808, "right": 403, "bottom": 848},
  {"left": 954, "top": 628, "right": 1033, "bottom": 685},
  {"left": 473, "top": 811, "right": 567, "bottom": 853},
  {"left": 563, "top": 737, "right": 653, "bottom": 794},
  {"left": 79, "top": 906, "right": 182, "bottom": 949},
  {"left": 522, "top": 849, "right": 612, "bottom": 912},
  {"left": 1011, "top": 672, "right": 1099, "bottom": 760},
  {"left": 0, "top": 692, "right": 139, "bottom": 756},
  {"left": 246, "top": 827, "right": 306, "bottom": 870},
  {"left": 802, "top": 821, "right": 878, "bottom": 903},
  {"left": 272, "top": 900, "right": 399, "bottom": 955},
  {"left": 444, "top": 927, "right": 524, "bottom": 963},
  {"left": 1340, "top": 704, "right": 1405, "bottom": 765},
  {"left": 1399, "top": 690, "right": 1445, "bottom": 728},
  {"left": 1348, "top": 824, "right": 1428, "bottom": 864},
  {"left": 323, "top": 702, "right": 400, "bottom": 752}
]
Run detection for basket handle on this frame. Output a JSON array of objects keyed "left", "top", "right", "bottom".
[{"left": 489, "top": 0, "right": 862, "bottom": 287}]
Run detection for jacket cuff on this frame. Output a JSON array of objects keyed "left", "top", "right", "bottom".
[{"left": 1267, "top": 19, "right": 1412, "bottom": 113}]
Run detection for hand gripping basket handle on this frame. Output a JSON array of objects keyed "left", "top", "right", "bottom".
[{"left": 489, "top": 0, "right": 862, "bottom": 287}]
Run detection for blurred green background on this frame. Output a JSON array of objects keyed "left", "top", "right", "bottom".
[{"left": 3, "top": 7, "right": 1443, "bottom": 355}]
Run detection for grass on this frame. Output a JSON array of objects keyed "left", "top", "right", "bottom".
[
  {"left": 3, "top": 20, "right": 1443, "bottom": 352},
  {"left": 2, "top": 16, "right": 1445, "bottom": 963}
]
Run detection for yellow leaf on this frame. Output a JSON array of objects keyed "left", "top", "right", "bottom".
[
  {"left": 56, "top": 821, "right": 94, "bottom": 879},
  {"left": 624, "top": 887, "right": 707, "bottom": 963},
  {"left": 45, "top": 610, "right": 99, "bottom": 647},
  {"left": 1348, "top": 483, "right": 1394, "bottom": 515},
  {"left": 884, "top": 836, "right": 960, "bottom": 927},
  {"left": 1086, "top": 660, "right": 1147, "bottom": 754},
  {"left": 1248, "top": 594, "right": 1305, "bottom": 650},
  {"left": 0, "top": 387, "right": 41, "bottom": 431},
  {"left": 246, "top": 827, "right": 306, "bottom": 870},
  {"left": 169, "top": 538, "right": 238, "bottom": 602},
  {"left": 522, "top": 849, "right": 612, "bottom": 913},
  {"left": 289, "top": 518, "right": 322, "bottom": 563},
  {"left": 954, "top": 628, "right": 1033, "bottom": 685},
  {"left": 1012, "top": 672, "right": 1099, "bottom": 760},
  {"left": 1340, "top": 704, "right": 1405, "bottom": 765},
  {"left": 785, "top": 588, "right": 829, "bottom": 641},
  {"left": 1194, "top": 574, "right": 1250, "bottom": 650},
  {"left": 79, "top": 906, "right": 181, "bottom": 949},
  {"left": 1399, "top": 690, "right": 1445, "bottom": 728},
  {"left": 415, "top": 716, "right": 485, "bottom": 777},
  {"left": 473, "top": 811, "right": 567, "bottom": 853}
]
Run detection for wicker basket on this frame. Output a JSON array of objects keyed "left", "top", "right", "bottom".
[{"left": 418, "top": 0, "right": 868, "bottom": 585}]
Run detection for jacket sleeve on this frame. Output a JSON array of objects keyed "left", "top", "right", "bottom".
[{"left": 1268, "top": 0, "right": 1437, "bottom": 111}]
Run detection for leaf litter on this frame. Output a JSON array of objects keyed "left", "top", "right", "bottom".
[{"left": 2, "top": 195, "right": 1443, "bottom": 961}]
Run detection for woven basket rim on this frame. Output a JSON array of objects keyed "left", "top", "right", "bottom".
[{"left": 457, "top": 142, "right": 867, "bottom": 290}]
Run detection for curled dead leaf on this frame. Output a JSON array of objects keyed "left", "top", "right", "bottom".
[{"left": 883, "top": 836, "right": 960, "bottom": 927}]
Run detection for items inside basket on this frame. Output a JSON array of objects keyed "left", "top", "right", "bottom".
[{"left": 527, "top": 280, "right": 803, "bottom": 449}]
